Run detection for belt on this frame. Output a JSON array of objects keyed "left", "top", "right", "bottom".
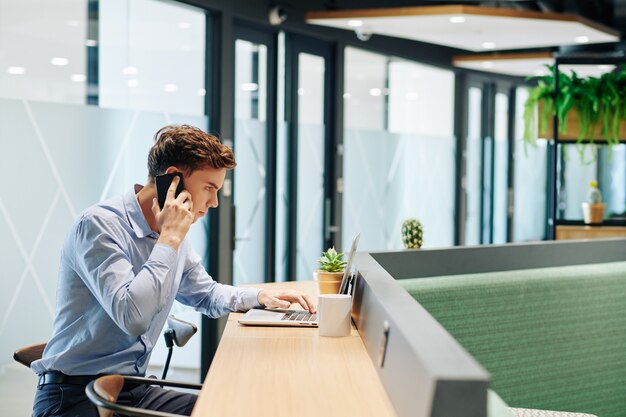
[{"left": 38, "top": 371, "right": 98, "bottom": 387}]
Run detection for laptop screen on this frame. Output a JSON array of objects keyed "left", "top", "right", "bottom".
[{"left": 339, "top": 233, "right": 360, "bottom": 295}]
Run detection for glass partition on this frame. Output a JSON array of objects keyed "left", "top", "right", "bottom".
[
  {"left": 465, "top": 87, "right": 483, "bottom": 245},
  {"left": 513, "top": 87, "right": 547, "bottom": 242},
  {"left": 296, "top": 53, "right": 326, "bottom": 280},
  {"left": 343, "top": 47, "right": 455, "bottom": 251},
  {"left": 99, "top": 0, "right": 206, "bottom": 115},
  {"left": 233, "top": 39, "right": 268, "bottom": 286},
  {"left": 0, "top": 0, "right": 87, "bottom": 104}
]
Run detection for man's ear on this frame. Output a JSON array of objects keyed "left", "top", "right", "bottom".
[{"left": 164, "top": 166, "right": 180, "bottom": 174}]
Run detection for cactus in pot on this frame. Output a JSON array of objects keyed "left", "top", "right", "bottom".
[
  {"left": 582, "top": 180, "right": 605, "bottom": 224},
  {"left": 402, "top": 218, "right": 423, "bottom": 249},
  {"left": 587, "top": 180, "right": 602, "bottom": 203}
]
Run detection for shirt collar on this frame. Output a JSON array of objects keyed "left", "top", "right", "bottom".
[{"left": 123, "top": 185, "right": 157, "bottom": 239}]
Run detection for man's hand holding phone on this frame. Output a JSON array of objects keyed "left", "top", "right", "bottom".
[{"left": 152, "top": 173, "right": 194, "bottom": 251}]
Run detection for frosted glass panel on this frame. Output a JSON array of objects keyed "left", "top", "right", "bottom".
[
  {"left": 233, "top": 119, "right": 267, "bottom": 285},
  {"left": 232, "top": 38, "right": 269, "bottom": 285},
  {"left": 493, "top": 92, "right": 509, "bottom": 244},
  {"left": 0, "top": 97, "right": 207, "bottom": 372},
  {"left": 343, "top": 129, "right": 455, "bottom": 251},
  {"left": 466, "top": 87, "right": 482, "bottom": 245},
  {"left": 513, "top": 88, "right": 547, "bottom": 242},
  {"left": 296, "top": 53, "right": 325, "bottom": 281},
  {"left": 296, "top": 124, "right": 325, "bottom": 280}
]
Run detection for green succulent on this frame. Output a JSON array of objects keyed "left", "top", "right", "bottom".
[
  {"left": 402, "top": 218, "right": 423, "bottom": 249},
  {"left": 318, "top": 247, "right": 347, "bottom": 273}
]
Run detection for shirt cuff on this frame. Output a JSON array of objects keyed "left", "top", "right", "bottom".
[{"left": 242, "top": 288, "right": 263, "bottom": 310}]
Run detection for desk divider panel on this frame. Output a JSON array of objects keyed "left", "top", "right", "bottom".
[
  {"left": 351, "top": 252, "right": 489, "bottom": 417},
  {"left": 351, "top": 238, "right": 626, "bottom": 417}
]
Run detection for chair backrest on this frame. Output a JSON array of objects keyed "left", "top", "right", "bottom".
[
  {"left": 93, "top": 375, "right": 125, "bottom": 417},
  {"left": 13, "top": 342, "right": 47, "bottom": 368}
]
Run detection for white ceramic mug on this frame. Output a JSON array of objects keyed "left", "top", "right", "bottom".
[{"left": 318, "top": 294, "right": 352, "bottom": 337}]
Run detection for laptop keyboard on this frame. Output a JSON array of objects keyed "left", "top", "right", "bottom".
[{"left": 281, "top": 311, "right": 318, "bottom": 322}]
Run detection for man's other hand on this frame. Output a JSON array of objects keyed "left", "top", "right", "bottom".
[{"left": 257, "top": 289, "right": 316, "bottom": 313}]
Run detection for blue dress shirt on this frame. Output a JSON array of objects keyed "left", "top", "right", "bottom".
[{"left": 31, "top": 185, "right": 260, "bottom": 376}]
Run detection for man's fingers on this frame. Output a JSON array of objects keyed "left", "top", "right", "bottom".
[
  {"left": 302, "top": 293, "right": 316, "bottom": 313},
  {"left": 167, "top": 175, "right": 180, "bottom": 197},
  {"left": 295, "top": 295, "right": 310, "bottom": 312},
  {"left": 151, "top": 198, "right": 161, "bottom": 216},
  {"left": 272, "top": 297, "right": 291, "bottom": 309}
]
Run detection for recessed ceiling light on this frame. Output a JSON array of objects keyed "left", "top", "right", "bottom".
[
  {"left": 449, "top": 16, "right": 466, "bottom": 23},
  {"left": 71, "top": 74, "right": 86, "bottom": 82},
  {"left": 85, "top": 39, "right": 98, "bottom": 47},
  {"left": 178, "top": 22, "right": 191, "bottom": 29},
  {"left": 348, "top": 20, "right": 363, "bottom": 27},
  {"left": 481, "top": 42, "right": 496, "bottom": 49},
  {"left": 343, "top": 93, "right": 352, "bottom": 99},
  {"left": 164, "top": 83, "right": 178, "bottom": 92},
  {"left": 575, "top": 36, "right": 589, "bottom": 43},
  {"left": 369, "top": 88, "right": 382, "bottom": 97},
  {"left": 240, "top": 82, "right": 259, "bottom": 92},
  {"left": 197, "top": 88, "right": 206, "bottom": 96},
  {"left": 127, "top": 79, "right": 139, "bottom": 88},
  {"left": 51, "top": 57, "right": 69, "bottom": 66},
  {"left": 122, "top": 66, "right": 138, "bottom": 75},
  {"left": 6, "top": 66, "right": 26, "bottom": 75},
  {"left": 297, "top": 88, "right": 306, "bottom": 96}
]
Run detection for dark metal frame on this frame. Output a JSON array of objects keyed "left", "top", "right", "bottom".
[{"left": 85, "top": 375, "right": 202, "bottom": 417}]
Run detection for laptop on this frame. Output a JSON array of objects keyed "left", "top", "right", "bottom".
[{"left": 238, "top": 233, "right": 360, "bottom": 327}]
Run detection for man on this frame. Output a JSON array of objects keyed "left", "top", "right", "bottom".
[{"left": 32, "top": 125, "right": 316, "bottom": 417}]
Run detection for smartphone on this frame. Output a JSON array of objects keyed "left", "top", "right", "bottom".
[{"left": 155, "top": 172, "right": 185, "bottom": 209}]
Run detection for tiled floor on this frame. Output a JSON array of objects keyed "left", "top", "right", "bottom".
[{"left": 0, "top": 362, "right": 200, "bottom": 417}]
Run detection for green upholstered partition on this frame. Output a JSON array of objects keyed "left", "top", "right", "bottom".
[{"left": 399, "top": 261, "right": 626, "bottom": 417}]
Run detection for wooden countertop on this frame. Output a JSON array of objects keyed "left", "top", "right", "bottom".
[{"left": 191, "top": 280, "right": 397, "bottom": 417}]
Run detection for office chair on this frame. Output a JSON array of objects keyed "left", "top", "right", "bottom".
[
  {"left": 161, "top": 315, "right": 197, "bottom": 380},
  {"left": 13, "top": 315, "right": 197, "bottom": 381},
  {"left": 85, "top": 374, "right": 202, "bottom": 417},
  {"left": 13, "top": 342, "right": 47, "bottom": 368}
]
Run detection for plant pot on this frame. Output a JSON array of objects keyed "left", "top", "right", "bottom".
[
  {"left": 313, "top": 270, "right": 344, "bottom": 295},
  {"left": 538, "top": 103, "right": 626, "bottom": 142},
  {"left": 582, "top": 202, "right": 606, "bottom": 224}
]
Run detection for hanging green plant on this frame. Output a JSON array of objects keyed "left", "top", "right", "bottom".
[{"left": 523, "top": 64, "right": 626, "bottom": 154}]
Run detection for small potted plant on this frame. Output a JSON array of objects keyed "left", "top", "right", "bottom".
[
  {"left": 582, "top": 180, "right": 606, "bottom": 224},
  {"left": 314, "top": 247, "right": 347, "bottom": 294},
  {"left": 402, "top": 218, "right": 423, "bottom": 249}
]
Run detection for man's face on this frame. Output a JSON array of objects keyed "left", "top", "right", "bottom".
[{"left": 182, "top": 167, "right": 227, "bottom": 222}]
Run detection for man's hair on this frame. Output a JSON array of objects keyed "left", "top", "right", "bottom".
[{"left": 147, "top": 125, "right": 236, "bottom": 180}]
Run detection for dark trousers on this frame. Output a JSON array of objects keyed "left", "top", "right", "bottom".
[{"left": 33, "top": 382, "right": 197, "bottom": 417}]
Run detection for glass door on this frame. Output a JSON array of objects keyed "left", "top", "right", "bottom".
[
  {"left": 232, "top": 26, "right": 276, "bottom": 285},
  {"left": 285, "top": 35, "right": 335, "bottom": 281}
]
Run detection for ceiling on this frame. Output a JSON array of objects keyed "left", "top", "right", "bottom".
[{"left": 305, "top": 4, "right": 621, "bottom": 52}]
